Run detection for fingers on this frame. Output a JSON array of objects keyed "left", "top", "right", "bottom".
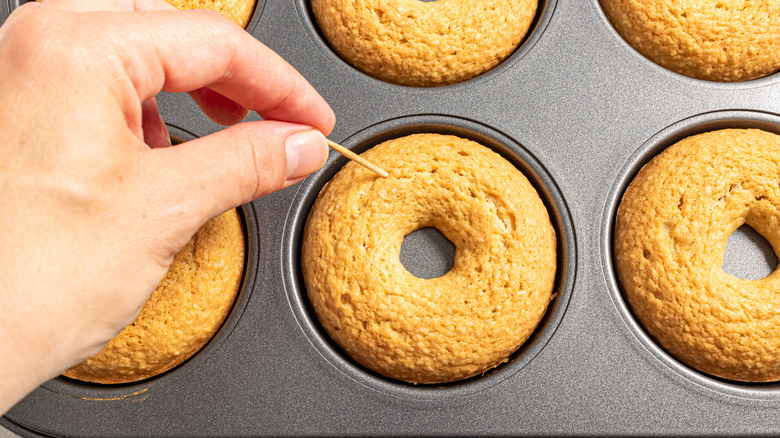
[
  {"left": 105, "top": 9, "right": 335, "bottom": 135},
  {"left": 1, "top": 1, "right": 335, "bottom": 223},
  {"left": 188, "top": 87, "right": 250, "bottom": 126},
  {"left": 8, "top": 2, "right": 334, "bottom": 135},
  {"left": 149, "top": 121, "right": 328, "bottom": 220},
  {"left": 36, "top": 0, "right": 176, "bottom": 12},
  {"left": 140, "top": 98, "right": 171, "bottom": 148}
]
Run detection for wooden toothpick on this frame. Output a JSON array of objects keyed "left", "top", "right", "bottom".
[{"left": 327, "top": 139, "right": 389, "bottom": 178}]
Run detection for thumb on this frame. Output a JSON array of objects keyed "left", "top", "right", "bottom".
[{"left": 151, "top": 120, "right": 328, "bottom": 221}]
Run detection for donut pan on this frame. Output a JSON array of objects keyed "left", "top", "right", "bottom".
[{"left": 3, "top": 0, "right": 780, "bottom": 436}]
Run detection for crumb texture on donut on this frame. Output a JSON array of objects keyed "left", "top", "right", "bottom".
[
  {"left": 165, "top": 0, "right": 255, "bottom": 27},
  {"left": 63, "top": 210, "right": 245, "bottom": 384},
  {"left": 311, "top": 0, "right": 538, "bottom": 87},
  {"left": 302, "top": 133, "right": 557, "bottom": 383},
  {"left": 615, "top": 129, "right": 780, "bottom": 382},
  {"left": 601, "top": 0, "right": 780, "bottom": 81}
]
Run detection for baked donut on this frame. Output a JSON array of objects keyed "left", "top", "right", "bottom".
[
  {"left": 615, "top": 129, "right": 780, "bottom": 382},
  {"left": 63, "top": 209, "right": 244, "bottom": 384},
  {"left": 302, "top": 133, "right": 557, "bottom": 383},
  {"left": 311, "top": 0, "right": 538, "bottom": 87},
  {"left": 601, "top": 0, "right": 780, "bottom": 81},
  {"left": 165, "top": 0, "right": 255, "bottom": 27}
]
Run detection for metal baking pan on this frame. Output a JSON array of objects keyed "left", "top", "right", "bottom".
[{"left": 2, "top": 0, "right": 780, "bottom": 435}]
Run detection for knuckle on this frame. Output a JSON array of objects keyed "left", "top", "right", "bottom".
[
  {"left": 236, "top": 128, "right": 286, "bottom": 199},
  {"left": 4, "top": 9, "right": 68, "bottom": 60},
  {"left": 3, "top": 8, "right": 118, "bottom": 80},
  {"left": 57, "top": 151, "right": 129, "bottom": 208}
]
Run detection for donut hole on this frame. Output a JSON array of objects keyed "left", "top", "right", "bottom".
[
  {"left": 722, "top": 224, "right": 779, "bottom": 281},
  {"left": 399, "top": 227, "right": 456, "bottom": 279}
]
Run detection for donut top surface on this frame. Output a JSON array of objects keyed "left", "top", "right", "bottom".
[
  {"left": 601, "top": 0, "right": 780, "bottom": 81},
  {"left": 302, "top": 133, "right": 557, "bottom": 383},
  {"left": 311, "top": 0, "right": 538, "bottom": 87},
  {"left": 614, "top": 129, "right": 780, "bottom": 382},
  {"left": 165, "top": 0, "right": 255, "bottom": 27},
  {"left": 63, "top": 209, "right": 245, "bottom": 384}
]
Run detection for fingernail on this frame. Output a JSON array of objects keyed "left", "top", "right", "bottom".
[{"left": 285, "top": 130, "right": 328, "bottom": 180}]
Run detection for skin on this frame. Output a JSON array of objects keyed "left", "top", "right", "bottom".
[{"left": 0, "top": 0, "right": 335, "bottom": 414}]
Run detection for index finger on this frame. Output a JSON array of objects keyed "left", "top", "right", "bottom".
[
  {"left": 101, "top": 8, "right": 335, "bottom": 133},
  {"left": 35, "top": 0, "right": 177, "bottom": 13}
]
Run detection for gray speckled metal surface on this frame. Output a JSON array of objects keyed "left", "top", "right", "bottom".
[{"left": 3, "top": 0, "right": 780, "bottom": 436}]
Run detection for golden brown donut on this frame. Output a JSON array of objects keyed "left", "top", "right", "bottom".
[
  {"left": 311, "top": 0, "right": 538, "bottom": 87},
  {"left": 63, "top": 209, "right": 244, "bottom": 384},
  {"left": 302, "top": 133, "right": 557, "bottom": 383},
  {"left": 601, "top": 0, "right": 780, "bottom": 81},
  {"left": 615, "top": 129, "right": 780, "bottom": 382},
  {"left": 165, "top": 0, "right": 255, "bottom": 27}
]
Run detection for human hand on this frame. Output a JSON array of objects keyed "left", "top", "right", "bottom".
[{"left": 0, "top": 0, "right": 334, "bottom": 414}]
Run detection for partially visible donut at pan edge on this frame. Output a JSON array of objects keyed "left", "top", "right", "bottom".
[
  {"left": 312, "top": 0, "right": 538, "bottom": 86},
  {"left": 601, "top": 0, "right": 780, "bottom": 81},
  {"left": 62, "top": 209, "right": 245, "bottom": 384},
  {"left": 615, "top": 129, "right": 780, "bottom": 381}
]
